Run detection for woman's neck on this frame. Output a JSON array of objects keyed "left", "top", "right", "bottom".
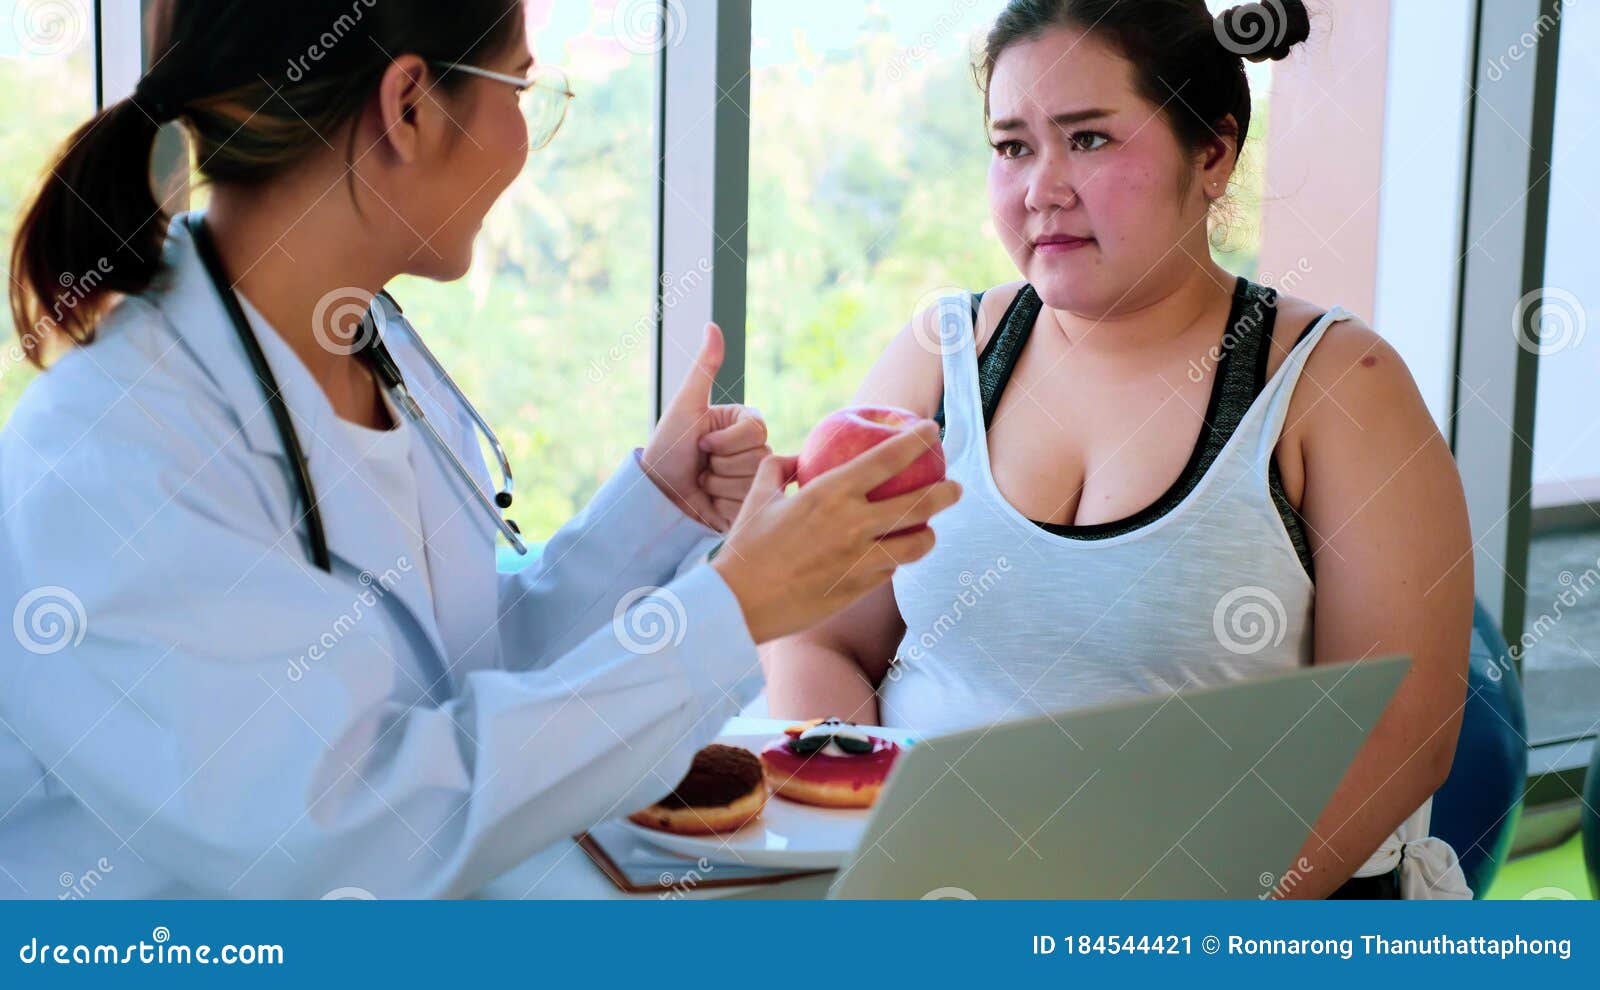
[
  {"left": 203, "top": 183, "right": 397, "bottom": 427},
  {"left": 1044, "top": 262, "right": 1237, "bottom": 358}
]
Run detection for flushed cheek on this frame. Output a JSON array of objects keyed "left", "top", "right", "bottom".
[
  {"left": 1077, "top": 168, "right": 1168, "bottom": 249},
  {"left": 987, "top": 163, "right": 1030, "bottom": 256}
]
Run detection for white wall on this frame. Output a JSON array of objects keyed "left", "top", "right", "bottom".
[{"left": 1373, "top": 0, "right": 1476, "bottom": 429}]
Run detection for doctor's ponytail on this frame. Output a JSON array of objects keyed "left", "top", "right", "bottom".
[
  {"left": 8, "top": 98, "right": 170, "bottom": 368},
  {"left": 8, "top": 0, "right": 524, "bottom": 370}
]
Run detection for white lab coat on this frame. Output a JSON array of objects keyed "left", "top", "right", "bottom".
[{"left": 0, "top": 214, "right": 759, "bottom": 899}]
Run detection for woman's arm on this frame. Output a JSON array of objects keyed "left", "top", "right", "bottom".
[
  {"left": 761, "top": 582, "right": 904, "bottom": 722},
  {"left": 760, "top": 288, "right": 1018, "bottom": 722},
  {"left": 1276, "top": 322, "right": 1473, "bottom": 898},
  {"left": 759, "top": 306, "right": 930, "bottom": 721}
]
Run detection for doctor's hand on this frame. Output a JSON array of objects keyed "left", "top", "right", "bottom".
[
  {"left": 640, "top": 323, "right": 771, "bottom": 533},
  {"left": 710, "top": 422, "right": 962, "bottom": 645}
]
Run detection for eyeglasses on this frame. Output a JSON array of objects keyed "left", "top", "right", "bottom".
[{"left": 433, "top": 61, "right": 575, "bottom": 151}]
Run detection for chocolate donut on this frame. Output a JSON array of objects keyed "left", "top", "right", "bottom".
[{"left": 628, "top": 743, "right": 768, "bottom": 835}]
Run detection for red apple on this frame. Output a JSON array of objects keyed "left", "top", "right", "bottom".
[{"left": 796, "top": 405, "right": 946, "bottom": 534}]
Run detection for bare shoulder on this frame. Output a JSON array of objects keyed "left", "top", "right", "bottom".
[
  {"left": 853, "top": 279, "right": 1027, "bottom": 417},
  {"left": 1280, "top": 302, "right": 1435, "bottom": 447}
]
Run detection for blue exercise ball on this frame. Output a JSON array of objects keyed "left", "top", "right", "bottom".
[{"left": 1431, "top": 601, "right": 1527, "bottom": 898}]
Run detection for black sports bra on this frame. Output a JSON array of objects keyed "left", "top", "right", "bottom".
[{"left": 934, "top": 278, "right": 1322, "bottom": 577}]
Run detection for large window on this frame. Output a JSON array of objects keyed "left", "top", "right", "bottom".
[
  {"left": 744, "top": 1, "right": 1273, "bottom": 455},
  {"left": 389, "top": 2, "right": 659, "bottom": 540},
  {"left": 0, "top": 0, "right": 96, "bottom": 423},
  {"left": 1518, "top": 0, "right": 1600, "bottom": 748},
  {"left": 0, "top": 3, "right": 656, "bottom": 543},
  {"left": 744, "top": 1, "right": 1008, "bottom": 453}
]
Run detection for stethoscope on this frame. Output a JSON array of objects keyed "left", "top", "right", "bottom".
[{"left": 185, "top": 215, "right": 528, "bottom": 571}]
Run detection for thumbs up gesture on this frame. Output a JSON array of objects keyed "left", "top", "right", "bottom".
[{"left": 639, "top": 323, "right": 772, "bottom": 533}]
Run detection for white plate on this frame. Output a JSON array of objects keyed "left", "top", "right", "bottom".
[{"left": 617, "top": 733, "right": 876, "bottom": 869}]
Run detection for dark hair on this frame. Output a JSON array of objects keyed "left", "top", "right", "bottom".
[
  {"left": 976, "top": 0, "right": 1311, "bottom": 160},
  {"left": 9, "top": 0, "right": 523, "bottom": 369}
]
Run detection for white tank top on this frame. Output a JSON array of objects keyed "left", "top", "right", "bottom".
[
  {"left": 883, "top": 291, "right": 1354, "bottom": 738},
  {"left": 881, "top": 290, "right": 1472, "bottom": 898}
]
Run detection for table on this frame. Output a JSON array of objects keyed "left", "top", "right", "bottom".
[{"left": 475, "top": 716, "right": 887, "bottom": 900}]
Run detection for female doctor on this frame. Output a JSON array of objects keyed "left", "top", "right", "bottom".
[{"left": 0, "top": 0, "right": 960, "bottom": 899}]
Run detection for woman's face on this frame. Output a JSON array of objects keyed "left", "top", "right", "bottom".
[
  {"left": 986, "top": 25, "right": 1222, "bottom": 315},
  {"left": 401, "top": 25, "right": 534, "bottom": 280}
]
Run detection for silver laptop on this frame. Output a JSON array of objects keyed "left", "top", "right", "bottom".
[{"left": 827, "top": 656, "right": 1410, "bottom": 899}]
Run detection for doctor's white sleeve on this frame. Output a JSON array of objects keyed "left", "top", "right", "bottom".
[
  {"left": 494, "top": 449, "right": 731, "bottom": 671},
  {"left": 0, "top": 404, "right": 762, "bottom": 899}
]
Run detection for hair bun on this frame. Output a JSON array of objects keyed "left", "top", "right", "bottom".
[{"left": 1214, "top": 0, "right": 1311, "bottom": 63}]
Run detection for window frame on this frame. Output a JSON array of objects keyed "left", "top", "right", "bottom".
[{"left": 1450, "top": 0, "right": 1587, "bottom": 788}]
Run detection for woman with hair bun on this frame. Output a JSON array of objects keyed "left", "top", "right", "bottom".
[{"left": 765, "top": 0, "right": 1474, "bottom": 899}]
